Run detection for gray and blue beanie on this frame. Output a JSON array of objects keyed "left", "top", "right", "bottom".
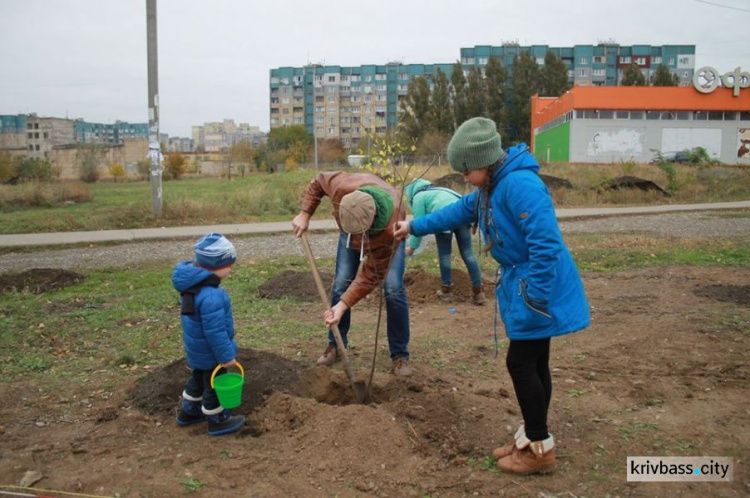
[{"left": 194, "top": 233, "right": 237, "bottom": 270}]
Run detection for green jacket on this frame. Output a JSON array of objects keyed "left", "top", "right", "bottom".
[{"left": 404, "top": 179, "right": 462, "bottom": 250}]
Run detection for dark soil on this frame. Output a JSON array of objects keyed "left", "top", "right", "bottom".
[
  {"left": 694, "top": 283, "right": 750, "bottom": 306},
  {"left": 0, "top": 268, "right": 84, "bottom": 294},
  {"left": 539, "top": 174, "right": 574, "bottom": 190},
  {"left": 601, "top": 175, "right": 669, "bottom": 195},
  {"left": 131, "top": 348, "right": 303, "bottom": 415},
  {"left": 257, "top": 269, "right": 334, "bottom": 301}
]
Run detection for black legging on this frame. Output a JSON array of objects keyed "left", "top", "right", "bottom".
[{"left": 506, "top": 338, "right": 552, "bottom": 441}]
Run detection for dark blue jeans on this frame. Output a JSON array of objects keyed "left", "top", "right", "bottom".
[
  {"left": 329, "top": 231, "right": 410, "bottom": 359},
  {"left": 183, "top": 367, "right": 225, "bottom": 411},
  {"left": 434, "top": 224, "right": 483, "bottom": 287}
]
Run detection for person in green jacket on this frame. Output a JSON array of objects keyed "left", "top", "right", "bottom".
[{"left": 404, "top": 179, "right": 486, "bottom": 305}]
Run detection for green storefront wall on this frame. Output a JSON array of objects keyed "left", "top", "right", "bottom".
[{"left": 534, "top": 121, "right": 570, "bottom": 163}]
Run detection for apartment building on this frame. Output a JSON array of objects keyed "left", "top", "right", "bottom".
[
  {"left": 270, "top": 63, "right": 453, "bottom": 148},
  {"left": 270, "top": 44, "right": 696, "bottom": 147},
  {"left": 192, "top": 119, "right": 265, "bottom": 151},
  {"left": 74, "top": 120, "right": 149, "bottom": 145},
  {"left": 461, "top": 44, "right": 696, "bottom": 87}
]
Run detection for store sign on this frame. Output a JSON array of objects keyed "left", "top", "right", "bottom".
[{"left": 693, "top": 66, "right": 750, "bottom": 97}]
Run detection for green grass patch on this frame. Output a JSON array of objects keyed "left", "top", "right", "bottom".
[
  {"left": 0, "top": 256, "right": 325, "bottom": 381},
  {"left": 568, "top": 234, "right": 750, "bottom": 272}
]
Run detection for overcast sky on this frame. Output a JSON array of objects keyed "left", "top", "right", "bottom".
[{"left": 1, "top": 0, "right": 748, "bottom": 137}]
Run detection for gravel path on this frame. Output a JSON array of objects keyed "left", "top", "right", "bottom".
[{"left": 1, "top": 210, "right": 748, "bottom": 272}]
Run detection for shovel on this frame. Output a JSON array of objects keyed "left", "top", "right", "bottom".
[{"left": 300, "top": 232, "right": 371, "bottom": 404}]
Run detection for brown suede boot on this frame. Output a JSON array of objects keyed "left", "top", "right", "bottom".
[
  {"left": 436, "top": 284, "right": 453, "bottom": 303},
  {"left": 492, "top": 424, "right": 525, "bottom": 459},
  {"left": 497, "top": 435, "right": 556, "bottom": 475},
  {"left": 472, "top": 285, "right": 487, "bottom": 306}
]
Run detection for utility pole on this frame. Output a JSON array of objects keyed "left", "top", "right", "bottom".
[{"left": 146, "top": 0, "right": 162, "bottom": 216}]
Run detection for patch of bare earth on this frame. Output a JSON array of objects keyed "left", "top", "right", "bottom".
[{"left": 0, "top": 266, "right": 748, "bottom": 496}]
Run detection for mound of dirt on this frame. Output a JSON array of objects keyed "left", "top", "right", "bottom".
[
  {"left": 694, "top": 283, "right": 750, "bottom": 306},
  {"left": 0, "top": 268, "right": 84, "bottom": 294},
  {"left": 130, "top": 348, "right": 303, "bottom": 414},
  {"left": 601, "top": 175, "right": 669, "bottom": 195},
  {"left": 404, "top": 269, "right": 478, "bottom": 303},
  {"left": 539, "top": 174, "right": 573, "bottom": 190},
  {"left": 257, "top": 269, "right": 333, "bottom": 301},
  {"left": 258, "top": 269, "right": 482, "bottom": 305}
]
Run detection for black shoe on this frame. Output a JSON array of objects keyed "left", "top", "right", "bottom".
[
  {"left": 207, "top": 410, "right": 245, "bottom": 436},
  {"left": 176, "top": 410, "right": 207, "bottom": 426}
]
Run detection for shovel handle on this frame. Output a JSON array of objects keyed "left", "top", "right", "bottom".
[{"left": 210, "top": 361, "right": 245, "bottom": 389}]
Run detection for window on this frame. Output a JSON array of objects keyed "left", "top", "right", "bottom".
[
  {"left": 579, "top": 57, "right": 588, "bottom": 65},
  {"left": 27, "top": 132, "right": 32, "bottom": 139},
  {"left": 35, "top": 144, "right": 40, "bottom": 150},
  {"left": 329, "top": 118, "right": 336, "bottom": 125},
  {"left": 668, "top": 57, "right": 675, "bottom": 65},
  {"left": 676, "top": 111, "right": 690, "bottom": 120},
  {"left": 594, "top": 56, "right": 604, "bottom": 64},
  {"left": 598, "top": 110, "right": 614, "bottom": 119},
  {"left": 398, "top": 84, "right": 408, "bottom": 91},
  {"left": 694, "top": 111, "right": 708, "bottom": 120},
  {"left": 652, "top": 56, "right": 662, "bottom": 64},
  {"left": 723, "top": 112, "right": 737, "bottom": 121},
  {"left": 26, "top": 123, "right": 32, "bottom": 129},
  {"left": 363, "top": 86, "right": 372, "bottom": 93},
  {"left": 364, "top": 75, "right": 372, "bottom": 82},
  {"left": 34, "top": 123, "right": 39, "bottom": 129},
  {"left": 315, "top": 96, "right": 324, "bottom": 103},
  {"left": 660, "top": 111, "right": 675, "bottom": 120},
  {"left": 377, "top": 95, "right": 387, "bottom": 101},
  {"left": 341, "top": 75, "right": 349, "bottom": 82},
  {"left": 620, "top": 56, "right": 631, "bottom": 64},
  {"left": 28, "top": 144, "right": 33, "bottom": 150},
  {"left": 630, "top": 111, "right": 645, "bottom": 119},
  {"left": 294, "top": 76, "right": 302, "bottom": 83},
  {"left": 583, "top": 110, "right": 597, "bottom": 119},
  {"left": 327, "top": 108, "right": 336, "bottom": 114},
  {"left": 375, "top": 74, "right": 386, "bottom": 80},
  {"left": 351, "top": 75, "right": 360, "bottom": 82},
  {"left": 741, "top": 112, "right": 750, "bottom": 121},
  {"left": 479, "top": 57, "right": 488, "bottom": 65},
  {"left": 646, "top": 111, "right": 660, "bottom": 120},
  {"left": 328, "top": 127, "right": 337, "bottom": 134},
  {"left": 293, "top": 107, "right": 303, "bottom": 113},
  {"left": 592, "top": 69, "right": 606, "bottom": 77},
  {"left": 578, "top": 69, "right": 586, "bottom": 77},
  {"left": 315, "top": 116, "right": 324, "bottom": 123},
  {"left": 281, "top": 97, "right": 290, "bottom": 104},
  {"left": 293, "top": 117, "right": 303, "bottom": 124},
  {"left": 328, "top": 76, "right": 336, "bottom": 82},
  {"left": 375, "top": 84, "right": 386, "bottom": 91},
  {"left": 282, "top": 108, "right": 290, "bottom": 114},
  {"left": 679, "top": 57, "right": 690, "bottom": 65},
  {"left": 314, "top": 106, "right": 324, "bottom": 113},
  {"left": 340, "top": 86, "right": 350, "bottom": 92},
  {"left": 328, "top": 96, "right": 336, "bottom": 103},
  {"left": 708, "top": 111, "right": 723, "bottom": 121},
  {"left": 616, "top": 110, "right": 629, "bottom": 119},
  {"left": 682, "top": 71, "right": 690, "bottom": 78},
  {"left": 364, "top": 95, "right": 372, "bottom": 102}
]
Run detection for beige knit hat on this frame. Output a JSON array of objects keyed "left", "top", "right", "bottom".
[{"left": 339, "top": 191, "right": 376, "bottom": 234}]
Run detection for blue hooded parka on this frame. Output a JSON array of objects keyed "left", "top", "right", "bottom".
[
  {"left": 411, "top": 144, "right": 590, "bottom": 340},
  {"left": 172, "top": 261, "right": 237, "bottom": 369}
]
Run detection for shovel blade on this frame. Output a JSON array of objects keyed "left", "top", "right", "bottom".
[{"left": 352, "top": 380, "right": 371, "bottom": 404}]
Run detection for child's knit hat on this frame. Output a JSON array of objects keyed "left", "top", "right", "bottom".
[
  {"left": 194, "top": 233, "right": 237, "bottom": 270},
  {"left": 447, "top": 117, "right": 506, "bottom": 173}
]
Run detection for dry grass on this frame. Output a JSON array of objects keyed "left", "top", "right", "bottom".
[{"left": 0, "top": 181, "right": 91, "bottom": 210}]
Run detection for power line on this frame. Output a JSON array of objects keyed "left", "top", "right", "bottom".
[{"left": 693, "top": 0, "right": 750, "bottom": 13}]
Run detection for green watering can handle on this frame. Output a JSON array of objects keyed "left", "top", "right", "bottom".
[{"left": 210, "top": 361, "right": 245, "bottom": 389}]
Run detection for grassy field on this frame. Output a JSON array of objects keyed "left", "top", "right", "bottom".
[
  {"left": 2, "top": 233, "right": 748, "bottom": 383},
  {"left": 0, "top": 161, "right": 748, "bottom": 234}
]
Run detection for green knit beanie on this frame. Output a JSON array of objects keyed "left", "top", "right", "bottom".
[{"left": 447, "top": 117, "right": 505, "bottom": 173}]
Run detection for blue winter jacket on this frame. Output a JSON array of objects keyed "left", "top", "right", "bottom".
[
  {"left": 411, "top": 144, "right": 590, "bottom": 340},
  {"left": 172, "top": 261, "right": 237, "bottom": 369}
]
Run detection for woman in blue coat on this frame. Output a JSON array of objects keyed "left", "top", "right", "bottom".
[{"left": 394, "top": 117, "right": 589, "bottom": 475}]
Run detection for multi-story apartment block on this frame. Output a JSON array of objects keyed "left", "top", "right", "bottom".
[
  {"left": 461, "top": 43, "right": 696, "bottom": 87},
  {"left": 270, "top": 44, "right": 696, "bottom": 147},
  {"left": 192, "top": 119, "right": 265, "bottom": 151},
  {"left": 270, "top": 63, "right": 454, "bottom": 148},
  {"left": 21, "top": 115, "right": 76, "bottom": 160},
  {"left": 0, "top": 114, "right": 27, "bottom": 150},
  {"left": 74, "top": 120, "right": 149, "bottom": 145}
]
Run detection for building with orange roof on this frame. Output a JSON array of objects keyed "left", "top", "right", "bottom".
[{"left": 531, "top": 82, "right": 750, "bottom": 164}]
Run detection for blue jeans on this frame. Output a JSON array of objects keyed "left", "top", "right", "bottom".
[
  {"left": 329, "top": 231, "right": 410, "bottom": 359},
  {"left": 434, "top": 224, "right": 483, "bottom": 287}
]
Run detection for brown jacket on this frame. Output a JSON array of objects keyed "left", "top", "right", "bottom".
[{"left": 301, "top": 171, "right": 405, "bottom": 307}]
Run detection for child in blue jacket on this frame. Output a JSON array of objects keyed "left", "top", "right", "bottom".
[
  {"left": 404, "top": 179, "right": 486, "bottom": 305},
  {"left": 394, "top": 118, "right": 589, "bottom": 475},
  {"left": 172, "top": 233, "right": 245, "bottom": 436}
]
